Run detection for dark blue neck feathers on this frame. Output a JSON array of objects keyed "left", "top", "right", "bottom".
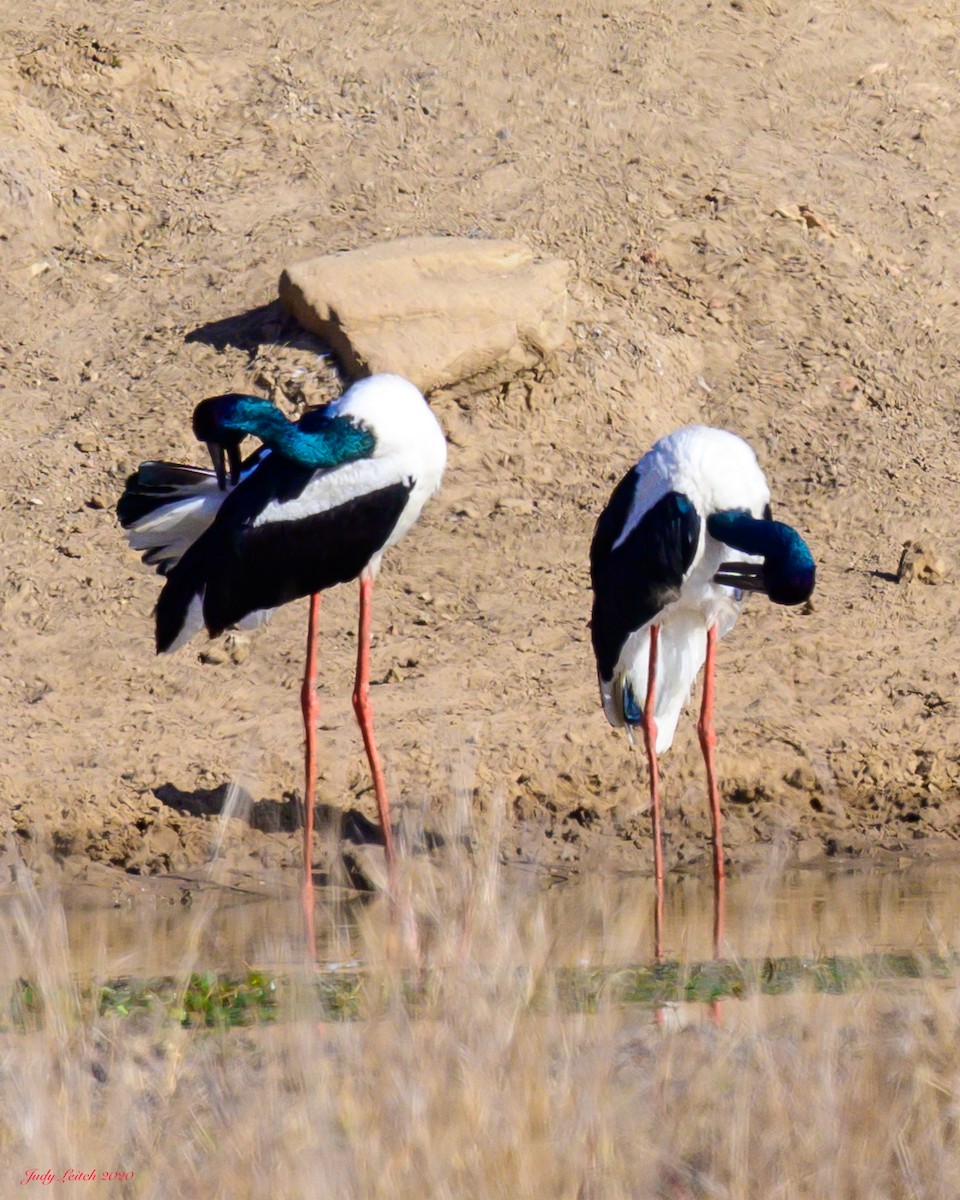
[
  {"left": 193, "top": 395, "right": 375, "bottom": 469},
  {"left": 707, "top": 509, "right": 816, "bottom": 605}
]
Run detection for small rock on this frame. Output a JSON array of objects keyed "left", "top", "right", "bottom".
[
  {"left": 799, "top": 204, "right": 838, "bottom": 236},
  {"left": 199, "top": 645, "right": 229, "bottom": 665},
  {"left": 278, "top": 236, "right": 571, "bottom": 393},
  {"left": 784, "top": 765, "right": 819, "bottom": 792},
  {"left": 897, "top": 540, "right": 947, "bottom": 585},
  {"left": 226, "top": 634, "right": 250, "bottom": 665},
  {"left": 773, "top": 202, "right": 803, "bottom": 223},
  {"left": 495, "top": 497, "right": 535, "bottom": 515},
  {"left": 76, "top": 440, "right": 98, "bottom": 453}
]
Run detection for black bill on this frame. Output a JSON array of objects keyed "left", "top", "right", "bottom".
[
  {"left": 713, "top": 560, "right": 766, "bottom": 592},
  {"left": 206, "top": 441, "right": 227, "bottom": 490},
  {"left": 206, "top": 442, "right": 243, "bottom": 490}
]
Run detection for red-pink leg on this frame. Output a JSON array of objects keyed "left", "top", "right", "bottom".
[
  {"left": 353, "top": 578, "right": 398, "bottom": 883},
  {"left": 642, "top": 625, "right": 664, "bottom": 964},
  {"left": 300, "top": 592, "right": 322, "bottom": 959},
  {"left": 698, "top": 624, "right": 724, "bottom": 925},
  {"left": 698, "top": 623, "right": 725, "bottom": 1022}
]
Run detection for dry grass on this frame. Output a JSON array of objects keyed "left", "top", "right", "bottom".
[{"left": 3, "top": 816, "right": 960, "bottom": 1199}]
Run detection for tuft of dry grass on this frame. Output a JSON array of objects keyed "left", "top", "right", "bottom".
[{"left": 3, "top": 814, "right": 960, "bottom": 1199}]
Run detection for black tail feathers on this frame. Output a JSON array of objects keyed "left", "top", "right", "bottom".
[
  {"left": 155, "top": 553, "right": 207, "bottom": 654},
  {"left": 116, "top": 461, "right": 214, "bottom": 529}
]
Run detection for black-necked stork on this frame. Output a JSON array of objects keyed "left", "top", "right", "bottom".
[
  {"left": 118, "top": 374, "right": 447, "bottom": 946},
  {"left": 590, "top": 425, "right": 815, "bottom": 953}
]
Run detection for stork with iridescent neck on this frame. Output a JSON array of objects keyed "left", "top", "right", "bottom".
[
  {"left": 118, "top": 374, "right": 447, "bottom": 951},
  {"left": 589, "top": 425, "right": 815, "bottom": 956}
]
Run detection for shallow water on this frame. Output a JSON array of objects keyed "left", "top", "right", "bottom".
[
  {"left": 545, "top": 860, "right": 960, "bottom": 966},
  {"left": 3, "top": 859, "right": 959, "bottom": 984}
]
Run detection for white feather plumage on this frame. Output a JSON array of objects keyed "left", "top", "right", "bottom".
[
  {"left": 124, "top": 480, "right": 225, "bottom": 572},
  {"left": 601, "top": 426, "right": 770, "bottom": 752},
  {"left": 121, "top": 375, "right": 446, "bottom": 648}
]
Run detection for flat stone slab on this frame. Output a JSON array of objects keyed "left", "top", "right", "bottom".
[{"left": 278, "top": 236, "right": 571, "bottom": 392}]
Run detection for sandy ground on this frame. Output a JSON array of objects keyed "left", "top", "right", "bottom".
[{"left": 2, "top": 0, "right": 960, "bottom": 894}]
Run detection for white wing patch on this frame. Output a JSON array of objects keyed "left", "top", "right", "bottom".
[
  {"left": 125, "top": 489, "right": 225, "bottom": 570},
  {"left": 610, "top": 463, "right": 674, "bottom": 552},
  {"left": 122, "top": 454, "right": 268, "bottom": 572},
  {"left": 251, "top": 457, "right": 404, "bottom": 528}
]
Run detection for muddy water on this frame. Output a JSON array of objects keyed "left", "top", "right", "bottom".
[
  {"left": 0, "top": 869, "right": 340, "bottom": 981},
  {"left": 545, "top": 862, "right": 960, "bottom": 967},
  {"left": 3, "top": 860, "right": 959, "bottom": 983}
]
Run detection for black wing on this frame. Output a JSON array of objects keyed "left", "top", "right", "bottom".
[
  {"left": 156, "top": 453, "right": 412, "bottom": 652},
  {"left": 590, "top": 475, "right": 700, "bottom": 682}
]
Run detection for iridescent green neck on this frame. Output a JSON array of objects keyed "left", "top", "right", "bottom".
[
  {"left": 708, "top": 509, "right": 815, "bottom": 605},
  {"left": 193, "top": 395, "right": 374, "bottom": 469}
]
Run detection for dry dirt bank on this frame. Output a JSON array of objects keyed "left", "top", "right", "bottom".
[{"left": 2, "top": 0, "right": 959, "bottom": 891}]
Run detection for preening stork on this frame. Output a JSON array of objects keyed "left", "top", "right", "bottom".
[
  {"left": 118, "top": 374, "right": 447, "bottom": 948},
  {"left": 590, "top": 425, "right": 815, "bottom": 947}
]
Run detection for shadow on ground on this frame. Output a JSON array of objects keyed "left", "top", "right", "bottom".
[{"left": 184, "top": 299, "right": 334, "bottom": 361}]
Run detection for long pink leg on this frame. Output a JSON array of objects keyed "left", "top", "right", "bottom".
[
  {"left": 641, "top": 624, "right": 664, "bottom": 964},
  {"left": 300, "top": 592, "right": 322, "bottom": 958},
  {"left": 698, "top": 623, "right": 725, "bottom": 1021},
  {"left": 352, "top": 578, "right": 398, "bottom": 885},
  {"left": 697, "top": 624, "right": 725, "bottom": 935}
]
